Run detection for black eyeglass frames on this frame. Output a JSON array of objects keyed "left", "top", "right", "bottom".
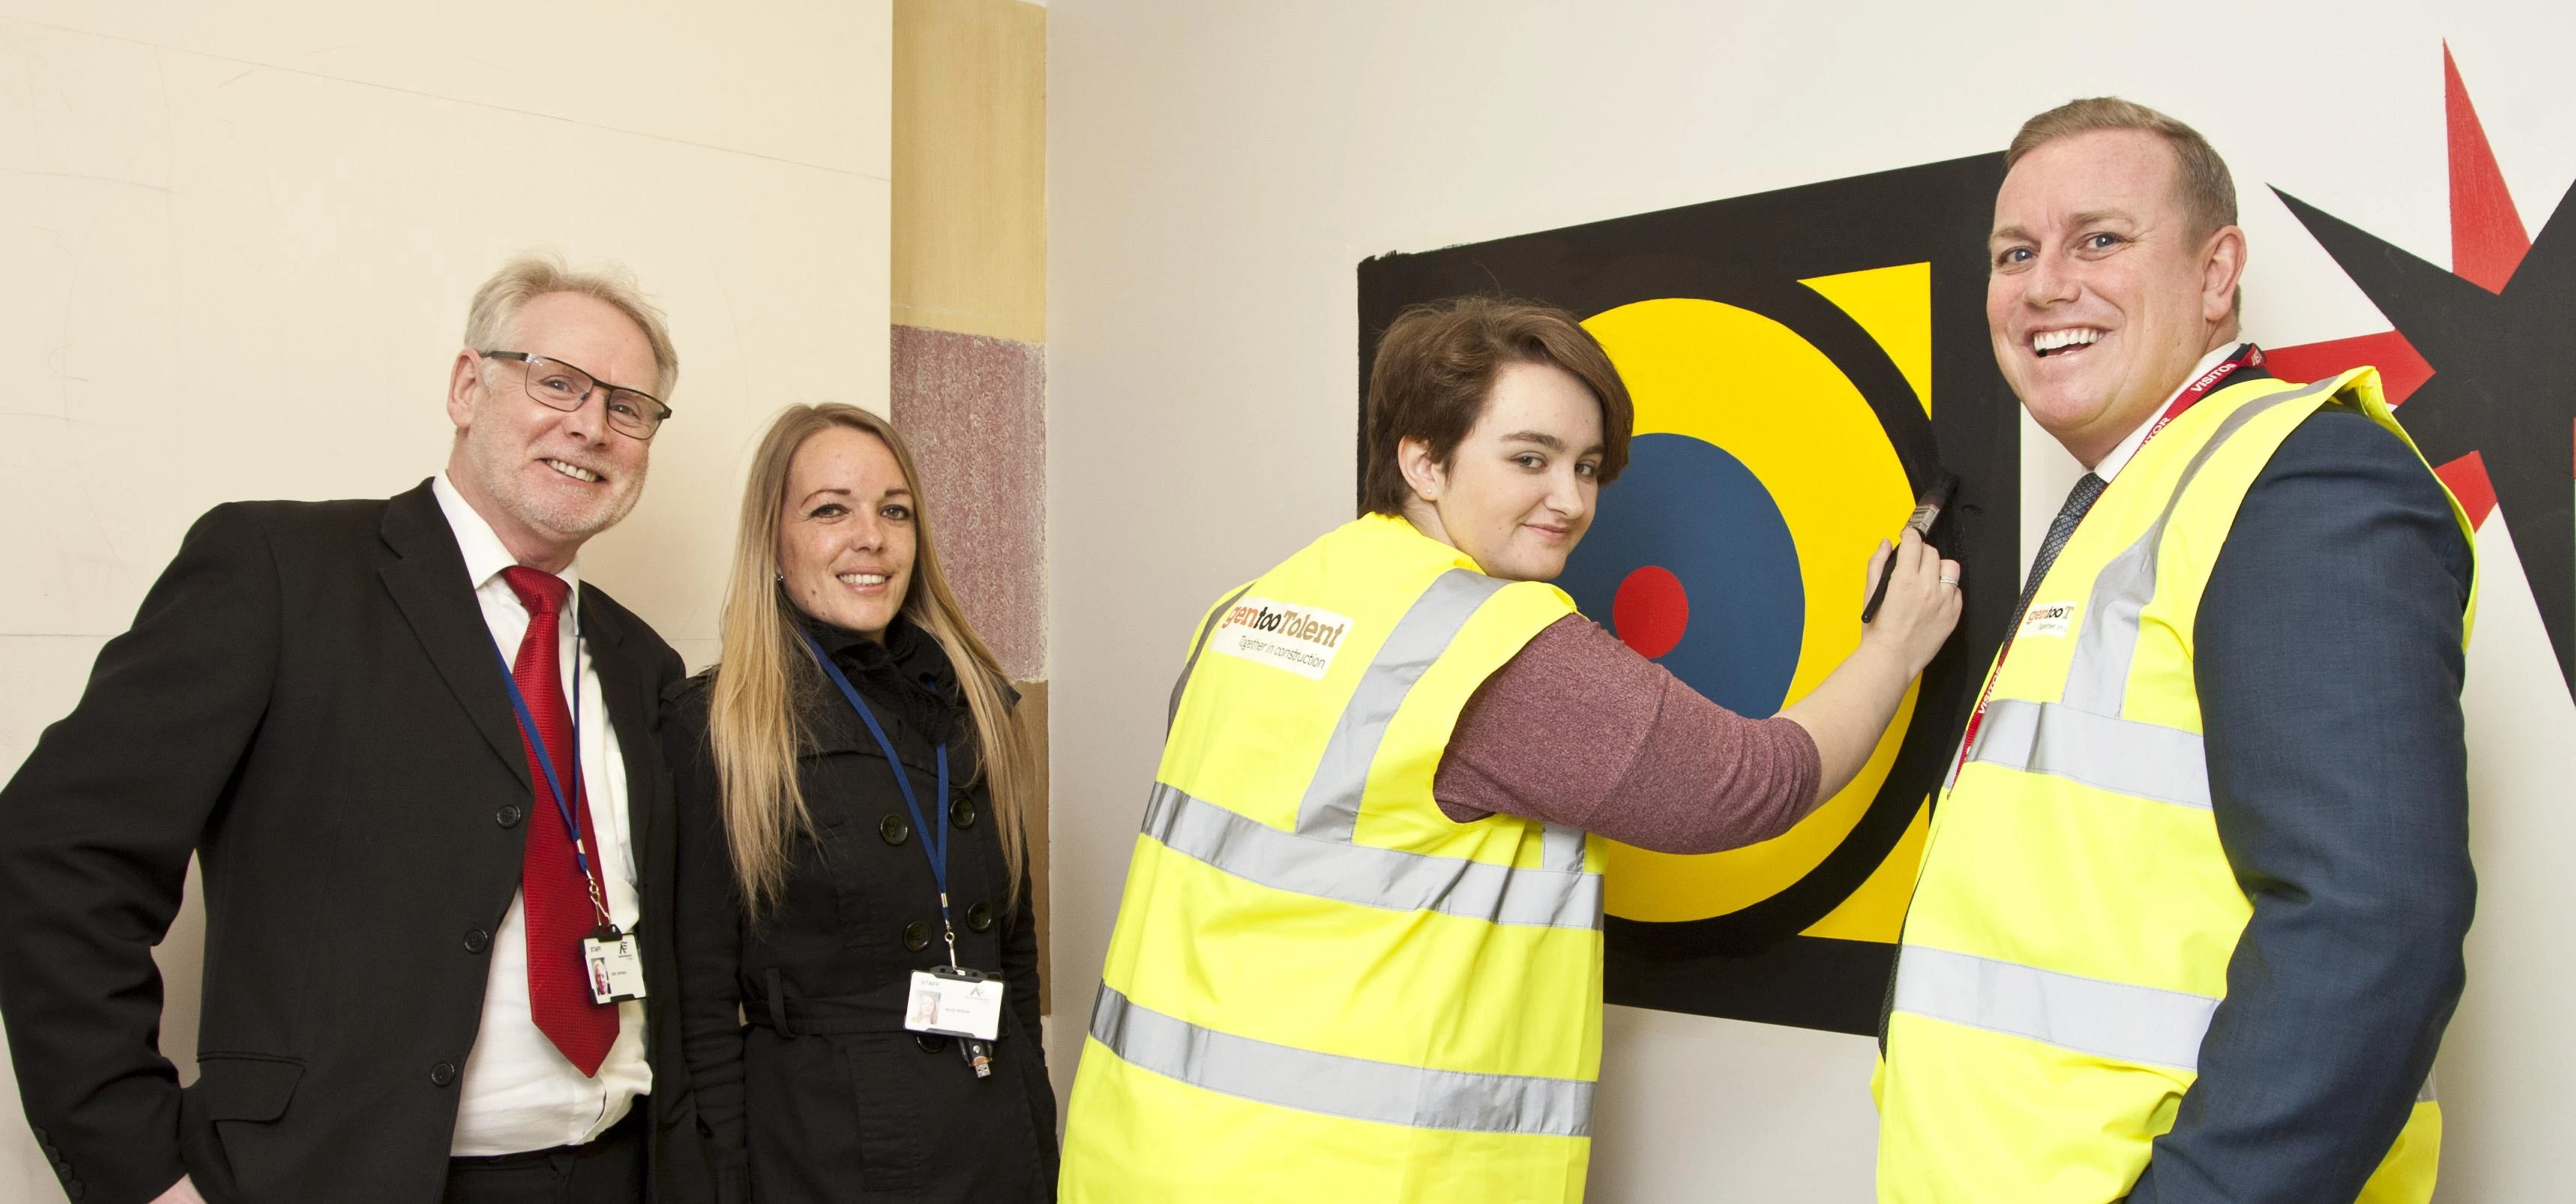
[{"left": 478, "top": 350, "right": 672, "bottom": 440}]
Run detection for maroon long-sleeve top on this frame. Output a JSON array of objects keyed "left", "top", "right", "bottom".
[{"left": 1434, "top": 614, "right": 1823, "bottom": 853}]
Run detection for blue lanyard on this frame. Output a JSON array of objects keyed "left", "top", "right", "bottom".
[
  {"left": 796, "top": 628, "right": 956, "bottom": 963},
  {"left": 493, "top": 608, "right": 610, "bottom": 924}
]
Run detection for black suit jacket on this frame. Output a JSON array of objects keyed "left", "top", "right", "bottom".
[
  {"left": 2125, "top": 403, "right": 2478, "bottom": 1202},
  {"left": 0, "top": 481, "right": 714, "bottom": 1204}
]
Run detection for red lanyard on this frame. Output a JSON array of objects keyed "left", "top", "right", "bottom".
[
  {"left": 1950, "top": 344, "right": 2264, "bottom": 778},
  {"left": 2141, "top": 343, "right": 2263, "bottom": 448}
]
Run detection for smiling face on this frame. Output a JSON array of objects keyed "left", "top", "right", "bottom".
[
  {"left": 777, "top": 424, "right": 916, "bottom": 641},
  {"left": 1400, "top": 360, "right": 1604, "bottom": 582},
  {"left": 445, "top": 290, "right": 657, "bottom": 568},
  {"left": 1987, "top": 128, "right": 2246, "bottom": 465}
]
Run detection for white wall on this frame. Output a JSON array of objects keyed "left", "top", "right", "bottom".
[
  {"left": 0, "top": 3, "right": 891, "bottom": 1199},
  {"left": 1044, "top": 2, "right": 2576, "bottom": 1200}
]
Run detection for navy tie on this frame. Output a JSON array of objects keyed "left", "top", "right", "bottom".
[{"left": 2013, "top": 472, "right": 2107, "bottom": 623}]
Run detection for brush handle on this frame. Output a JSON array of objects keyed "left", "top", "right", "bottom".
[
  {"left": 1861, "top": 472, "right": 1958, "bottom": 624},
  {"left": 1860, "top": 553, "right": 1899, "bottom": 624}
]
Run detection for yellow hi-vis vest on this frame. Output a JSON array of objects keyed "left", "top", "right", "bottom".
[
  {"left": 1876, "top": 369, "right": 2479, "bottom": 1203},
  {"left": 1059, "top": 513, "right": 1601, "bottom": 1204}
]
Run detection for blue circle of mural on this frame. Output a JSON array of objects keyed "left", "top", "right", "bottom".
[{"left": 1558, "top": 432, "right": 1805, "bottom": 716}]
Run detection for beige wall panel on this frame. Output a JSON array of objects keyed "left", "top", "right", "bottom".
[
  {"left": 0, "top": 23, "right": 889, "bottom": 663},
  {"left": 891, "top": 0, "right": 1045, "bottom": 341},
  {"left": 0, "top": 4, "right": 891, "bottom": 176},
  {"left": 0, "top": 639, "right": 101, "bottom": 831}
]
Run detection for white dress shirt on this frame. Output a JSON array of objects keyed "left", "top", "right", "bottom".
[
  {"left": 2089, "top": 342, "right": 2249, "bottom": 482},
  {"left": 432, "top": 474, "right": 651, "bottom": 1155}
]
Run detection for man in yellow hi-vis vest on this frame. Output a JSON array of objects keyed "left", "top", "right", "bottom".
[
  {"left": 1875, "top": 98, "right": 2479, "bottom": 1203},
  {"left": 1060, "top": 298, "right": 1964, "bottom": 1203}
]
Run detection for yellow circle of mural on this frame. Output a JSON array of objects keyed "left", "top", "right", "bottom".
[{"left": 1582, "top": 298, "right": 1919, "bottom": 922}]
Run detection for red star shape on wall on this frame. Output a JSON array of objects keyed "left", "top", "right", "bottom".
[{"left": 2264, "top": 43, "right": 2575, "bottom": 699}]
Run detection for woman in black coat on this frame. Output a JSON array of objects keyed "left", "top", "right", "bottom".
[{"left": 664, "top": 403, "right": 1055, "bottom": 1203}]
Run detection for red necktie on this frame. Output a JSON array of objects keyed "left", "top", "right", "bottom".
[{"left": 501, "top": 566, "right": 618, "bottom": 1077}]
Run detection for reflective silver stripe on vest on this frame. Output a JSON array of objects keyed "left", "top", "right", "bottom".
[
  {"left": 1142, "top": 782, "right": 1602, "bottom": 930},
  {"left": 1539, "top": 822, "right": 1588, "bottom": 873},
  {"left": 1089, "top": 984, "right": 1594, "bottom": 1137},
  {"left": 1298, "top": 569, "right": 1511, "bottom": 840},
  {"left": 1893, "top": 946, "right": 2216, "bottom": 1071},
  {"left": 2062, "top": 377, "right": 2345, "bottom": 714},
  {"left": 1966, "top": 698, "right": 2211, "bottom": 810},
  {"left": 2419, "top": 1072, "right": 2438, "bottom": 1104},
  {"left": 1913, "top": 381, "right": 2361, "bottom": 1079}
]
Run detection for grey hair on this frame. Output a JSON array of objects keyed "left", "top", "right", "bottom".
[{"left": 462, "top": 252, "right": 680, "bottom": 398}]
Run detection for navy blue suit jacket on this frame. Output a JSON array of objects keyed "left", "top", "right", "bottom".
[{"left": 2127, "top": 402, "right": 2476, "bottom": 1202}]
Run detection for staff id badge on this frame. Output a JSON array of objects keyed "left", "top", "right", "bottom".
[
  {"left": 583, "top": 927, "right": 648, "bottom": 1004},
  {"left": 904, "top": 966, "right": 1004, "bottom": 1041}
]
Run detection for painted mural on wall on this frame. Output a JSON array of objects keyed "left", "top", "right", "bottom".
[
  {"left": 1359, "top": 154, "right": 2020, "bottom": 1035},
  {"left": 1356, "top": 43, "right": 2574, "bottom": 1038},
  {"left": 2263, "top": 46, "right": 2576, "bottom": 704}
]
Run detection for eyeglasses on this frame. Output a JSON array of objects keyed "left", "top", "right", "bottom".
[{"left": 479, "top": 350, "right": 673, "bottom": 440}]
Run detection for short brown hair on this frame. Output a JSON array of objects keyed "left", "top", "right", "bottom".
[
  {"left": 1359, "top": 296, "right": 1633, "bottom": 517},
  {"left": 2007, "top": 97, "right": 2238, "bottom": 238}
]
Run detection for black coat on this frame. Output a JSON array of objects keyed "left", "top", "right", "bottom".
[
  {"left": 664, "top": 615, "right": 1055, "bottom": 1204},
  {"left": 0, "top": 481, "right": 716, "bottom": 1204}
]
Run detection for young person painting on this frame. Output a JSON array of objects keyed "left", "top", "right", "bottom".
[{"left": 1059, "top": 295, "right": 1960, "bottom": 1202}]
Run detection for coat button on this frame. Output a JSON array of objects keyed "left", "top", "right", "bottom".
[
  {"left": 495, "top": 804, "right": 524, "bottom": 828},
  {"left": 902, "top": 920, "right": 932, "bottom": 951},
  {"left": 879, "top": 814, "right": 911, "bottom": 845},
  {"left": 915, "top": 1033, "right": 948, "bottom": 1053},
  {"left": 463, "top": 928, "right": 491, "bottom": 954},
  {"left": 63, "top": 1182, "right": 82, "bottom": 1200},
  {"left": 949, "top": 797, "right": 978, "bottom": 829},
  {"left": 966, "top": 902, "right": 995, "bottom": 933},
  {"left": 430, "top": 1061, "right": 459, "bottom": 1087}
]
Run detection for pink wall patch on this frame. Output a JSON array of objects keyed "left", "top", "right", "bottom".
[{"left": 891, "top": 325, "right": 1047, "bottom": 680}]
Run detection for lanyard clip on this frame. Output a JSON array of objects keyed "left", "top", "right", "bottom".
[{"left": 939, "top": 892, "right": 960, "bottom": 970}]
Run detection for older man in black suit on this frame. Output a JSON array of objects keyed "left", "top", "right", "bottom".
[{"left": 0, "top": 256, "right": 714, "bottom": 1204}]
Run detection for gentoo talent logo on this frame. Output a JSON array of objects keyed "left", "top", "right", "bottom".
[
  {"left": 1208, "top": 596, "right": 1354, "bottom": 681},
  {"left": 2017, "top": 600, "right": 2078, "bottom": 640}
]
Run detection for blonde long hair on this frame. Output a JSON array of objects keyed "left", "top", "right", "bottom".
[{"left": 708, "top": 403, "right": 1034, "bottom": 919}]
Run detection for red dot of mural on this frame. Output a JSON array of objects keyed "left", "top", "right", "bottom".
[{"left": 1612, "top": 565, "right": 1690, "bottom": 659}]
